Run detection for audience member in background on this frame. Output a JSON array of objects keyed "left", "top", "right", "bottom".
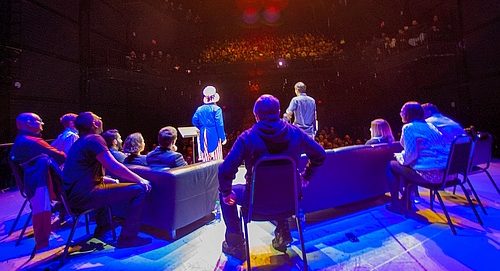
[
  {"left": 365, "top": 118, "right": 395, "bottom": 145},
  {"left": 51, "top": 113, "right": 79, "bottom": 155},
  {"left": 386, "top": 101, "right": 448, "bottom": 214},
  {"left": 192, "top": 86, "right": 227, "bottom": 162},
  {"left": 63, "top": 112, "right": 152, "bottom": 248},
  {"left": 218, "top": 94, "right": 326, "bottom": 260},
  {"left": 10, "top": 112, "right": 66, "bottom": 249},
  {"left": 123, "top": 132, "right": 147, "bottom": 166},
  {"left": 146, "top": 126, "right": 187, "bottom": 169},
  {"left": 422, "top": 103, "right": 465, "bottom": 148},
  {"left": 283, "top": 82, "right": 317, "bottom": 138},
  {"left": 101, "top": 129, "right": 127, "bottom": 163}
]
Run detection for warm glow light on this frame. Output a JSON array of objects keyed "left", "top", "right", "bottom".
[
  {"left": 263, "top": 5, "right": 280, "bottom": 23},
  {"left": 243, "top": 7, "right": 259, "bottom": 24}
]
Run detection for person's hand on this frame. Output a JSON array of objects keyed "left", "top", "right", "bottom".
[
  {"left": 222, "top": 139, "right": 227, "bottom": 145},
  {"left": 140, "top": 179, "right": 152, "bottom": 192},
  {"left": 171, "top": 145, "right": 178, "bottom": 152},
  {"left": 222, "top": 191, "right": 236, "bottom": 206}
]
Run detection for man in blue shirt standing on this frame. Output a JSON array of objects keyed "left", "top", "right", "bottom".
[{"left": 283, "top": 82, "right": 317, "bottom": 138}]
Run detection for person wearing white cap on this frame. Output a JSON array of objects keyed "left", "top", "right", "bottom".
[{"left": 192, "top": 86, "right": 227, "bottom": 161}]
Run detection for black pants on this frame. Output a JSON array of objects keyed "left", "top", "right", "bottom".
[
  {"left": 71, "top": 182, "right": 146, "bottom": 239},
  {"left": 220, "top": 184, "right": 289, "bottom": 246}
]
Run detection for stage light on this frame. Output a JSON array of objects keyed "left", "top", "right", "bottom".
[
  {"left": 276, "top": 58, "right": 287, "bottom": 68},
  {"left": 263, "top": 5, "right": 281, "bottom": 24},
  {"left": 242, "top": 7, "right": 259, "bottom": 24}
]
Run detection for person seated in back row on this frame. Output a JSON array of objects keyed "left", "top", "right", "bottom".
[
  {"left": 51, "top": 113, "right": 79, "bottom": 155},
  {"left": 422, "top": 103, "right": 465, "bottom": 149},
  {"left": 101, "top": 129, "right": 127, "bottom": 163},
  {"left": 146, "top": 126, "right": 187, "bottom": 169},
  {"left": 123, "top": 132, "right": 147, "bottom": 166},
  {"left": 365, "top": 118, "right": 395, "bottom": 145}
]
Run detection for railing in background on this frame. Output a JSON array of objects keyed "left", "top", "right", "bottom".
[{"left": 0, "top": 142, "right": 15, "bottom": 190}]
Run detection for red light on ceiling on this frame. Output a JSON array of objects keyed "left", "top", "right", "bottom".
[
  {"left": 243, "top": 7, "right": 259, "bottom": 24},
  {"left": 263, "top": 5, "right": 280, "bottom": 23}
]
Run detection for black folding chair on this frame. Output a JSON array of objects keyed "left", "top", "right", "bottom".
[
  {"left": 49, "top": 166, "right": 117, "bottom": 265},
  {"left": 468, "top": 132, "right": 499, "bottom": 195},
  {"left": 8, "top": 156, "right": 115, "bottom": 263},
  {"left": 405, "top": 135, "right": 483, "bottom": 235},
  {"left": 240, "top": 155, "right": 308, "bottom": 271},
  {"left": 7, "top": 159, "right": 32, "bottom": 246}
]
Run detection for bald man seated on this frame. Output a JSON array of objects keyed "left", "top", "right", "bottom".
[
  {"left": 10, "top": 112, "right": 66, "bottom": 249},
  {"left": 10, "top": 112, "right": 66, "bottom": 165}
]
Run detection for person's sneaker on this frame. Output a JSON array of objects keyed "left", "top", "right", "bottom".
[
  {"left": 221, "top": 240, "right": 246, "bottom": 261},
  {"left": 272, "top": 231, "right": 293, "bottom": 252},
  {"left": 116, "top": 236, "right": 152, "bottom": 248}
]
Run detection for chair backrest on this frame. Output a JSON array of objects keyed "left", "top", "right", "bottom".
[
  {"left": 247, "top": 155, "right": 298, "bottom": 222},
  {"left": 8, "top": 158, "right": 27, "bottom": 198},
  {"left": 443, "top": 135, "right": 473, "bottom": 181},
  {"left": 470, "top": 132, "right": 493, "bottom": 168}
]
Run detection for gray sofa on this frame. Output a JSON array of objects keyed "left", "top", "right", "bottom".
[
  {"left": 299, "top": 143, "right": 403, "bottom": 213},
  {"left": 127, "top": 160, "right": 222, "bottom": 239}
]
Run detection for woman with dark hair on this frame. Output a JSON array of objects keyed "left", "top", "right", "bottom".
[
  {"left": 386, "top": 101, "right": 448, "bottom": 214},
  {"left": 365, "top": 118, "right": 395, "bottom": 145},
  {"left": 123, "top": 132, "right": 147, "bottom": 166}
]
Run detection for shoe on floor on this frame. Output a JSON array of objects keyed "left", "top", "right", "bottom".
[
  {"left": 116, "top": 236, "right": 152, "bottom": 248},
  {"left": 93, "top": 224, "right": 114, "bottom": 239},
  {"left": 222, "top": 240, "right": 246, "bottom": 261},
  {"left": 272, "top": 231, "right": 293, "bottom": 252}
]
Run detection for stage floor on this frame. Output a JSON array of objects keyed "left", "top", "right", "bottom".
[{"left": 1, "top": 162, "right": 499, "bottom": 270}]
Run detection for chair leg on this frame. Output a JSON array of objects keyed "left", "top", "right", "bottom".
[
  {"left": 85, "top": 214, "right": 90, "bottom": 235},
  {"left": 295, "top": 216, "right": 308, "bottom": 271},
  {"left": 465, "top": 178, "right": 487, "bottom": 215},
  {"left": 9, "top": 198, "right": 28, "bottom": 236},
  {"left": 60, "top": 215, "right": 81, "bottom": 265},
  {"left": 17, "top": 212, "right": 32, "bottom": 246},
  {"left": 485, "top": 170, "right": 500, "bottom": 194},
  {"left": 429, "top": 190, "right": 435, "bottom": 210},
  {"left": 435, "top": 191, "right": 457, "bottom": 235},
  {"left": 240, "top": 208, "right": 251, "bottom": 271},
  {"left": 106, "top": 207, "right": 117, "bottom": 241},
  {"left": 452, "top": 185, "right": 457, "bottom": 195},
  {"left": 460, "top": 184, "right": 483, "bottom": 225},
  {"left": 30, "top": 245, "right": 36, "bottom": 260}
]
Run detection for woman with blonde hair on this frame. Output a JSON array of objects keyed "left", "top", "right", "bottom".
[
  {"left": 123, "top": 132, "right": 147, "bottom": 166},
  {"left": 365, "top": 118, "right": 395, "bottom": 145}
]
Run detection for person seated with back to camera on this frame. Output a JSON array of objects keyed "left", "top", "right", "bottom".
[
  {"left": 123, "top": 132, "right": 147, "bottom": 166},
  {"left": 101, "top": 129, "right": 127, "bottom": 163},
  {"left": 386, "top": 101, "right": 448, "bottom": 214},
  {"left": 219, "top": 94, "right": 326, "bottom": 260},
  {"left": 365, "top": 118, "right": 395, "bottom": 145},
  {"left": 51, "top": 113, "right": 79, "bottom": 155},
  {"left": 422, "top": 103, "right": 465, "bottom": 150},
  {"left": 146, "top": 126, "right": 188, "bottom": 169}
]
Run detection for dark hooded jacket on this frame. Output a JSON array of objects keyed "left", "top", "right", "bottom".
[{"left": 218, "top": 119, "right": 326, "bottom": 197}]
